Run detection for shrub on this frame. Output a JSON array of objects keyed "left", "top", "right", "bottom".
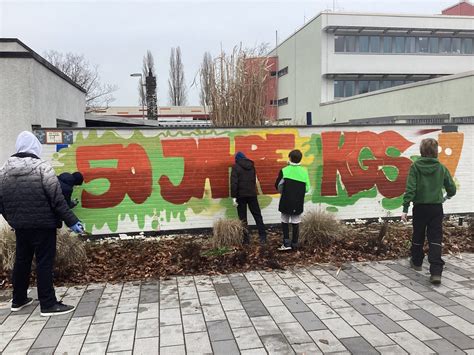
[
  {"left": 0, "top": 226, "right": 86, "bottom": 277},
  {"left": 0, "top": 226, "right": 16, "bottom": 271},
  {"left": 212, "top": 218, "right": 244, "bottom": 248},
  {"left": 300, "top": 209, "right": 344, "bottom": 248},
  {"left": 179, "top": 240, "right": 203, "bottom": 271},
  {"left": 468, "top": 216, "right": 474, "bottom": 235}
]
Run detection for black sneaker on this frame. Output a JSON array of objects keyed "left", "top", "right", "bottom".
[
  {"left": 40, "top": 301, "right": 75, "bottom": 317},
  {"left": 430, "top": 275, "right": 442, "bottom": 285},
  {"left": 410, "top": 259, "right": 422, "bottom": 271},
  {"left": 11, "top": 297, "right": 34, "bottom": 312}
]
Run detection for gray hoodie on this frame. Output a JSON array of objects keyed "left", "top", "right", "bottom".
[{"left": 0, "top": 131, "right": 79, "bottom": 229}]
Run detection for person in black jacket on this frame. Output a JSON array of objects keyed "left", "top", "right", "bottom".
[
  {"left": 230, "top": 152, "right": 267, "bottom": 244},
  {"left": 58, "top": 172, "right": 84, "bottom": 208},
  {"left": 0, "top": 131, "right": 84, "bottom": 316}
]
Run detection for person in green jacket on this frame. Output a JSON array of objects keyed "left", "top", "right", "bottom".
[
  {"left": 401, "top": 138, "right": 456, "bottom": 284},
  {"left": 275, "top": 149, "right": 311, "bottom": 251}
]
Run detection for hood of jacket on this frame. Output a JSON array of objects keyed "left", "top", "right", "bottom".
[
  {"left": 15, "top": 131, "right": 42, "bottom": 156},
  {"left": 3, "top": 156, "right": 43, "bottom": 177},
  {"left": 413, "top": 157, "right": 442, "bottom": 175},
  {"left": 237, "top": 158, "right": 254, "bottom": 170},
  {"left": 58, "top": 172, "right": 75, "bottom": 186}
]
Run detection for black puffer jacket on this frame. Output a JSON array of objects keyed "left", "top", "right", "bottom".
[
  {"left": 0, "top": 154, "right": 79, "bottom": 229},
  {"left": 230, "top": 158, "right": 257, "bottom": 198}
]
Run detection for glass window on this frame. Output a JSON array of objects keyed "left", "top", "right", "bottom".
[
  {"left": 394, "top": 37, "right": 405, "bottom": 53},
  {"left": 344, "top": 81, "right": 355, "bottom": 97},
  {"left": 358, "top": 36, "right": 369, "bottom": 52},
  {"left": 405, "top": 37, "right": 416, "bottom": 53},
  {"left": 417, "top": 37, "right": 429, "bottom": 53},
  {"left": 334, "top": 81, "right": 344, "bottom": 98},
  {"left": 462, "top": 38, "right": 473, "bottom": 54},
  {"left": 405, "top": 80, "right": 415, "bottom": 84},
  {"left": 393, "top": 80, "right": 405, "bottom": 86},
  {"left": 429, "top": 37, "right": 439, "bottom": 53},
  {"left": 345, "top": 36, "right": 356, "bottom": 52},
  {"left": 358, "top": 81, "right": 369, "bottom": 94},
  {"left": 369, "top": 36, "right": 380, "bottom": 52},
  {"left": 452, "top": 38, "right": 461, "bottom": 54},
  {"left": 440, "top": 37, "right": 451, "bottom": 53},
  {"left": 368, "top": 81, "right": 379, "bottom": 92},
  {"left": 383, "top": 37, "right": 393, "bottom": 53},
  {"left": 335, "top": 36, "right": 344, "bottom": 52},
  {"left": 381, "top": 80, "right": 392, "bottom": 89}
]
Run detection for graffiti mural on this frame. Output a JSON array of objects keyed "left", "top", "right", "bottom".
[{"left": 39, "top": 126, "right": 471, "bottom": 234}]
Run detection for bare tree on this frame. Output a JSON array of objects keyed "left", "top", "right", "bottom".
[
  {"left": 199, "top": 52, "right": 213, "bottom": 108},
  {"left": 168, "top": 47, "right": 187, "bottom": 106},
  {"left": 44, "top": 50, "right": 117, "bottom": 110},
  {"left": 206, "top": 45, "right": 270, "bottom": 126},
  {"left": 139, "top": 50, "right": 156, "bottom": 107}
]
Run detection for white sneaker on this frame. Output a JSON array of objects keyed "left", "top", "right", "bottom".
[{"left": 278, "top": 245, "right": 292, "bottom": 251}]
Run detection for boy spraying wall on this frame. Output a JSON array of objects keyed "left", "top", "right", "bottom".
[{"left": 275, "top": 149, "right": 310, "bottom": 251}]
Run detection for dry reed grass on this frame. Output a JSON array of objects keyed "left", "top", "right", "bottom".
[
  {"left": 300, "top": 209, "right": 345, "bottom": 248},
  {"left": 212, "top": 218, "right": 244, "bottom": 248},
  {"left": 0, "top": 227, "right": 86, "bottom": 276}
]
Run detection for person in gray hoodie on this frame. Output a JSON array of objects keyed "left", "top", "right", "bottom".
[{"left": 0, "top": 131, "right": 84, "bottom": 316}]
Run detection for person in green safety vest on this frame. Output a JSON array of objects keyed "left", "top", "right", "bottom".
[{"left": 274, "top": 149, "right": 310, "bottom": 251}]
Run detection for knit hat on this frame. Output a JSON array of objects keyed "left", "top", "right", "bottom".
[
  {"left": 235, "top": 151, "right": 246, "bottom": 162},
  {"left": 72, "top": 172, "right": 84, "bottom": 185}
]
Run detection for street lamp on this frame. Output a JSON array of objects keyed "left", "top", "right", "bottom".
[{"left": 130, "top": 73, "right": 145, "bottom": 120}]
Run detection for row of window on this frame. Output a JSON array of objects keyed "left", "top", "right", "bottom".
[
  {"left": 270, "top": 66, "right": 288, "bottom": 78},
  {"left": 270, "top": 97, "right": 288, "bottom": 106},
  {"left": 334, "top": 79, "right": 420, "bottom": 98},
  {"left": 335, "top": 35, "right": 474, "bottom": 55}
]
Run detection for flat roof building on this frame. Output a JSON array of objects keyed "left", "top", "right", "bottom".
[{"left": 269, "top": 6, "right": 474, "bottom": 125}]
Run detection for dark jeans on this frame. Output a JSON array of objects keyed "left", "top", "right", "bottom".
[
  {"left": 13, "top": 229, "right": 57, "bottom": 309},
  {"left": 282, "top": 223, "right": 299, "bottom": 248},
  {"left": 411, "top": 204, "right": 444, "bottom": 276},
  {"left": 237, "top": 196, "right": 267, "bottom": 243}
]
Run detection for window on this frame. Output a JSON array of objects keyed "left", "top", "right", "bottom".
[
  {"left": 334, "top": 81, "right": 344, "bottom": 98},
  {"left": 344, "top": 81, "right": 355, "bottom": 97},
  {"left": 452, "top": 38, "right": 461, "bottom": 54},
  {"left": 277, "top": 67, "right": 288, "bottom": 77},
  {"left": 429, "top": 37, "right": 439, "bottom": 53},
  {"left": 381, "top": 80, "right": 392, "bottom": 89},
  {"left": 277, "top": 97, "right": 288, "bottom": 106},
  {"left": 270, "top": 99, "right": 277, "bottom": 106},
  {"left": 368, "top": 81, "right": 379, "bottom": 92},
  {"left": 358, "top": 81, "right": 369, "bottom": 94},
  {"left": 417, "top": 37, "right": 429, "bottom": 53},
  {"left": 393, "top": 80, "right": 405, "bottom": 87},
  {"left": 345, "top": 36, "right": 356, "bottom": 52},
  {"left": 369, "top": 36, "right": 380, "bottom": 53},
  {"left": 405, "top": 37, "right": 416, "bottom": 53},
  {"left": 358, "top": 36, "right": 369, "bottom": 52},
  {"left": 462, "top": 38, "right": 473, "bottom": 54},
  {"left": 270, "top": 71, "right": 277, "bottom": 77},
  {"left": 383, "top": 37, "right": 393, "bottom": 53},
  {"left": 440, "top": 37, "right": 451, "bottom": 53},
  {"left": 394, "top": 37, "right": 405, "bottom": 53},
  {"left": 335, "top": 36, "right": 345, "bottom": 52}
]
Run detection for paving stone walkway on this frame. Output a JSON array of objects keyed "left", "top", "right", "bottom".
[{"left": 0, "top": 253, "right": 473, "bottom": 355}]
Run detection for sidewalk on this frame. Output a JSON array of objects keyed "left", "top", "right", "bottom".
[{"left": 0, "top": 254, "right": 473, "bottom": 355}]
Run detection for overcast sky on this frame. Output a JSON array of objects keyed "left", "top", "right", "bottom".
[{"left": 0, "top": 0, "right": 457, "bottom": 106}]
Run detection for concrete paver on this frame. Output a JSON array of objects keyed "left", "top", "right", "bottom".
[{"left": 0, "top": 253, "right": 472, "bottom": 354}]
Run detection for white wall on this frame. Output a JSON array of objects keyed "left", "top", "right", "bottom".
[{"left": 0, "top": 56, "right": 86, "bottom": 164}]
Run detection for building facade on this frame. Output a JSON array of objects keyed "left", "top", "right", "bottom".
[
  {"left": 269, "top": 9, "right": 474, "bottom": 124},
  {"left": 0, "top": 38, "right": 86, "bottom": 164}
]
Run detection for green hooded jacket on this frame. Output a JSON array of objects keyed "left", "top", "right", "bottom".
[{"left": 402, "top": 157, "right": 456, "bottom": 213}]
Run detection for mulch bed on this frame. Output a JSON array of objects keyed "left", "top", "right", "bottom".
[{"left": 0, "top": 220, "right": 472, "bottom": 288}]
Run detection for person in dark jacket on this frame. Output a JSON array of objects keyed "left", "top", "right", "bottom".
[
  {"left": 0, "top": 131, "right": 84, "bottom": 316},
  {"left": 58, "top": 172, "right": 84, "bottom": 208},
  {"left": 275, "top": 150, "right": 310, "bottom": 251},
  {"left": 230, "top": 152, "right": 266, "bottom": 244},
  {"left": 401, "top": 138, "right": 456, "bottom": 285}
]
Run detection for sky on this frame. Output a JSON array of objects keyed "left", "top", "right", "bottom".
[{"left": 0, "top": 0, "right": 457, "bottom": 106}]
